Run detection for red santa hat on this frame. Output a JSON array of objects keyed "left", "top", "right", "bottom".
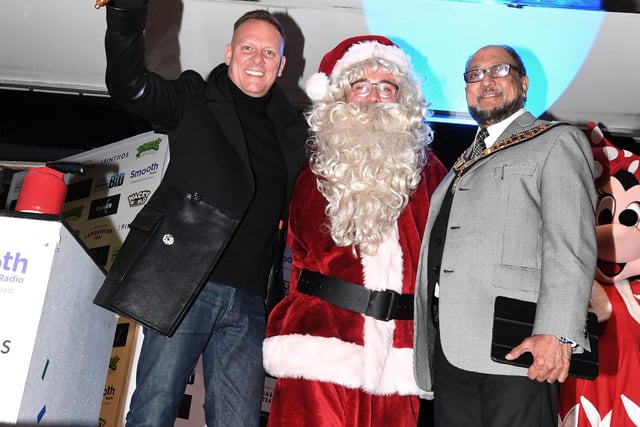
[{"left": 305, "top": 35, "right": 411, "bottom": 102}]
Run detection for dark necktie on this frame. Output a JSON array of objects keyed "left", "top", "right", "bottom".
[{"left": 471, "top": 128, "right": 489, "bottom": 159}]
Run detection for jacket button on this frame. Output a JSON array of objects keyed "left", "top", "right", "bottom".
[{"left": 162, "top": 234, "right": 175, "bottom": 245}]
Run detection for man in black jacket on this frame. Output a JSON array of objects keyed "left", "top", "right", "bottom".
[{"left": 93, "top": 2, "right": 308, "bottom": 426}]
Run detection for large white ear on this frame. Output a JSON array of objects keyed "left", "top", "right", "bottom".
[
  {"left": 305, "top": 72, "right": 331, "bottom": 102},
  {"left": 587, "top": 121, "right": 603, "bottom": 145}
]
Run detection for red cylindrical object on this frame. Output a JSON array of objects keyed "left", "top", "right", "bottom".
[{"left": 15, "top": 166, "right": 67, "bottom": 215}]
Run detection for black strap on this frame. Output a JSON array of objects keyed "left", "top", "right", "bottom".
[{"left": 297, "top": 269, "right": 413, "bottom": 321}]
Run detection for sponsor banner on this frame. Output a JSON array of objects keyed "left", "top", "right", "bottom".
[
  {"left": 58, "top": 132, "right": 170, "bottom": 426},
  {"left": 98, "top": 319, "right": 139, "bottom": 427},
  {"left": 62, "top": 131, "right": 170, "bottom": 271},
  {"left": 0, "top": 218, "right": 61, "bottom": 423}
]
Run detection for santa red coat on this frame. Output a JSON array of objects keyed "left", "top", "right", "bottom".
[
  {"left": 559, "top": 280, "right": 640, "bottom": 426},
  {"left": 263, "top": 152, "right": 446, "bottom": 397}
]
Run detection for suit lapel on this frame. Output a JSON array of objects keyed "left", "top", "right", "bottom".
[{"left": 495, "top": 111, "right": 539, "bottom": 142}]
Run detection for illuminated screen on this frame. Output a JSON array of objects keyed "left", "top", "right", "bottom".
[{"left": 361, "top": 0, "right": 604, "bottom": 124}]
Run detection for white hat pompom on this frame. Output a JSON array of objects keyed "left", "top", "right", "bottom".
[{"left": 305, "top": 72, "right": 331, "bottom": 102}]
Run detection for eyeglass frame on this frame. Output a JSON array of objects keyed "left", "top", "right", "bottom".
[
  {"left": 349, "top": 79, "right": 399, "bottom": 98},
  {"left": 463, "top": 63, "right": 522, "bottom": 83}
]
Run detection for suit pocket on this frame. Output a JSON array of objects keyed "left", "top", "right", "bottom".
[
  {"left": 492, "top": 263, "right": 540, "bottom": 294},
  {"left": 493, "top": 163, "right": 536, "bottom": 178}
]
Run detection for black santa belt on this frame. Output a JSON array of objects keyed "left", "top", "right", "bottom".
[{"left": 297, "top": 269, "right": 413, "bottom": 321}]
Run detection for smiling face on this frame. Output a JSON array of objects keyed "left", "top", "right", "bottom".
[
  {"left": 224, "top": 19, "right": 286, "bottom": 98},
  {"left": 465, "top": 45, "right": 528, "bottom": 127}
]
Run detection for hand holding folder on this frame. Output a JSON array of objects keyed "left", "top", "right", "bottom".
[{"left": 491, "top": 296, "right": 599, "bottom": 380}]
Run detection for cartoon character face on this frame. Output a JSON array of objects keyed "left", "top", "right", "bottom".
[{"left": 595, "top": 170, "right": 640, "bottom": 284}]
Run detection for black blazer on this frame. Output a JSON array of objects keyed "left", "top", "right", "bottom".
[{"left": 94, "top": 0, "right": 308, "bottom": 335}]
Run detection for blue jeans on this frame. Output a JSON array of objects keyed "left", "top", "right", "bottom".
[{"left": 125, "top": 281, "right": 266, "bottom": 427}]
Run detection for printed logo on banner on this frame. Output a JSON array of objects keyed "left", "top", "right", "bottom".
[
  {"left": 88, "top": 195, "right": 121, "bottom": 219},
  {"left": 88, "top": 245, "right": 111, "bottom": 268},
  {"left": 0, "top": 250, "right": 29, "bottom": 290},
  {"left": 85, "top": 224, "right": 113, "bottom": 244},
  {"left": 109, "top": 354, "right": 121, "bottom": 372},
  {"left": 262, "top": 375, "right": 276, "bottom": 413},
  {"left": 100, "top": 152, "right": 130, "bottom": 164},
  {"left": 128, "top": 190, "right": 151, "bottom": 208},
  {"left": 62, "top": 205, "right": 84, "bottom": 222},
  {"left": 115, "top": 223, "right": 130, "bottom": 233},
  {"left": 136, "top": 138, "right": 162, "bottom": 158},
  {"left": 104, "top": 383, "right": 116, "bottom": 404},
  {"left": 94, "top": 172, "right": 126, "bottom": 193},
  {"left": 104, "top": 323, "right": 129, "bottom": 380},
  {"left": 113, "top": 322, "right": 130, "bottom": 348},
  {"left": 65, "top": 178, "right": 93, "bottom": 202},
  {"left": 129, "top": 162, "right": 159, "bottom": 184}
]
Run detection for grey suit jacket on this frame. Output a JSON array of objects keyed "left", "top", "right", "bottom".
[{"left": 413, "top": 112, "right": 597, "bottom": 391}]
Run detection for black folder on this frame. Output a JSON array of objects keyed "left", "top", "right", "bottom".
[{"left": 491, "top": 296, "right": 599, "bottom": 380}]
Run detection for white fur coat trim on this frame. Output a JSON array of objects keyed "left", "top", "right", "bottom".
[
  {"left": 263, "top": 332, "right": 423, "bottom": 396},
  {"left": 361, "top": 223, "right": 403, "bottom": 292}
]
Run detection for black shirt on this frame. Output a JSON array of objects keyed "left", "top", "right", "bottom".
[{"left": 208, "top": 75, "right": 287, "bottom": 297}]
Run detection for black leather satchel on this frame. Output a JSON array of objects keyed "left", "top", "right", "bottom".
[{"left": 93, "top": 185, "right": 239, "bottom": 337}]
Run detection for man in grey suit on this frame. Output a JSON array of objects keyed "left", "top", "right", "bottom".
[{"left": 413, "top": 45, "right": 597, "bottom": 427}]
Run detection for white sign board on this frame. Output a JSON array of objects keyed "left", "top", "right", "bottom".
[{"left": 0, "top": 218, "right": 60, "bottom": 423}]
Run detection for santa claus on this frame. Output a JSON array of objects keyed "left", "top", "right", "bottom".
[{"left": 262, "top": 35, "right": 446, "bottom": 426}]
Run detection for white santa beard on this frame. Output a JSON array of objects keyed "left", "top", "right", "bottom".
[{"left": 311, "top": 102, "right": 423, "bottom": 254}]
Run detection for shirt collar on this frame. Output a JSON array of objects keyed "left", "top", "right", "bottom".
[{"left": 481, "top": 108, "right": 526, "bottom": 149}]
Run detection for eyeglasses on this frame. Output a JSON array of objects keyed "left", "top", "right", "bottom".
[
  {"left": 463, "top": 63, "right": 521, "bottom": 83},
  {"left": 350, "top": 80, "right": 399, "bottom": 98}
]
